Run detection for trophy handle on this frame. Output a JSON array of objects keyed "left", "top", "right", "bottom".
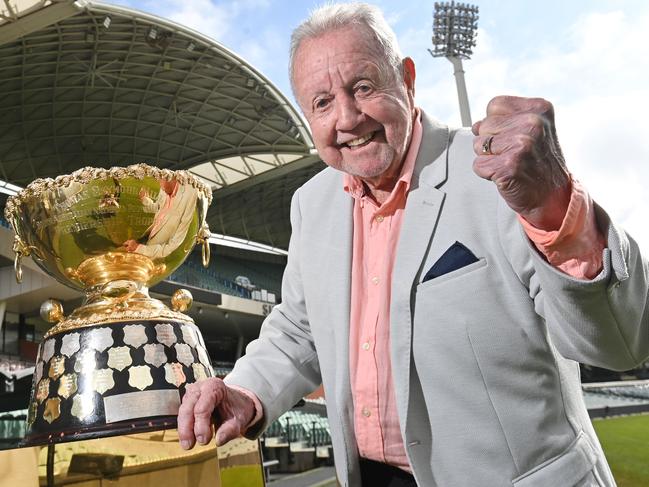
[
  {"left": 11, "top": 233, "right": 46, "bottom": 283},
  {"left": 12, "top": 236, "right": 30, "bottom": 284},
  {"left": 14, "top": 253, "right": 23, "bottom": 283},
  {"left": 197, "top": 224, "right": 211, "bottom": 268}
]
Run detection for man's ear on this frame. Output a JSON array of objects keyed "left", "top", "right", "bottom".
[{"left": 403, "top": 57, "right": 416, "bottom": 97}]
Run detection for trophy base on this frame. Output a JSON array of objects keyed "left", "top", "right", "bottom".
[
  {"left": 20, "top": 415, "right": 178, "bottom": 447},
  {"left": 25, "top": 319, "right": 214, "bottom": 447}
]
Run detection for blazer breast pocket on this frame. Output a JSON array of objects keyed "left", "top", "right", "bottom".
[
  {"left": 416, "top": 256, "right": 488, "bottom": 293},
  {"left": 422, "top": 241, "right": 481, "bottom": 282}
]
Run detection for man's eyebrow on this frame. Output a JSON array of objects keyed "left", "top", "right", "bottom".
[
  {"left": 349, "top": 75, "right": 371, "bottom": 85},
  {"left": 311, "top": 90, "right": 332, "bottom": 100}
]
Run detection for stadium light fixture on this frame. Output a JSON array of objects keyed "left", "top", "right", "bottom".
[
  {"left": 0, "top": 179, "right": 21, "bottom": 196},
  {"left": 429, "top": 1, "right": 479, "bottom": 127},
  {"left": 208, "top": 233, "right": 288, "bottom": 256}
]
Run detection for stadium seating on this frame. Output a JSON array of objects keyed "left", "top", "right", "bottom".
[
  {"left": 266, "top": 410, "right": 332, "bottom": 448},
  {"left": 0, "top": 409, "right": 26, "bottom": 447}
]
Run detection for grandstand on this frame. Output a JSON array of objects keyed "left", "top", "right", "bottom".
[
  {"left": 261, "top": 400, "right": 334, "bottom": 476},
  {"left": 0, "top": 409, "right": 26, "bottom": 449},
  {"left": 583, "top": 381, "right": 649, "bottom": 418}
]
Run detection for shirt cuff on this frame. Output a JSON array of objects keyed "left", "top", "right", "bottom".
[
  {"left": 226, "top": 383, "right": 264, "bottom": 431},
  {"left": 518, "top": 177, "right": 605, "bottom": 280}
]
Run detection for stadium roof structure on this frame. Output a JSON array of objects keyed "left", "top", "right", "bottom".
[{"left": 0, "top": 0, "right": 325, "bottom": 251}]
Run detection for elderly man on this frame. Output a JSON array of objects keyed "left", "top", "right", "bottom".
[{"left": 178, "top": 3, "right": 649, "bottom": 486}]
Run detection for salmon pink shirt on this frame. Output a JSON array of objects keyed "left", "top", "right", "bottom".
[{"left": 342, "top": 109, "right": 605, "bottom": 471}]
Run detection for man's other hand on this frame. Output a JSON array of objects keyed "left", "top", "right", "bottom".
[
  {"left": 472, "top": 95, "right": 571, "bottom": 231},
  {"left": 177, "top": 378, "right": 256, "bottom": 449}
]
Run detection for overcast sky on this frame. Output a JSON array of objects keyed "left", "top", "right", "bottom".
[{"left": 113, "top": 0, "right": 649, "bottom": 250}]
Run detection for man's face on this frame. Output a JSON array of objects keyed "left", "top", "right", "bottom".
[{"left": 292, "top": 27, "right": 416, "bottom": 189}]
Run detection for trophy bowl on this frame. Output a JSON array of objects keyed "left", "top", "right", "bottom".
[{"left": 3, "top": 164, "right": 215, "bottom": 446}]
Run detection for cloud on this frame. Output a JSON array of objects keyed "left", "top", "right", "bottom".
[
  {"left": 234, "top": 28, "right": 287, "bottom": 80},
  {"left": 133, "top": 0, "right": 272, "bottom": 47},
  {"left": 506, "top": 9, "right": 649, "bottom": 248},
  {"left": 400, "top": 6, "right": 649, "bottom": 249},
  {"left": 164, "top": 0, "right": 232, "bottom": 39}
]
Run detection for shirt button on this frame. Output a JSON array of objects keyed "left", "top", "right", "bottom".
[
  {"left": 376, "top": 215, "right": 384, "bottom": 223},
  {"left": 371, "top": 276, "right": 380, "bottom": 285},
  {"left": 362, "top": 407, "right": 371, "bottom": 417},
  {"left": 362, "top": 342, "right": 370, "bottom": 351}
]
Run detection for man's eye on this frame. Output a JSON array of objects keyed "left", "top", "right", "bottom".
[
  {"left": 314, "top": 99, "right": 329, "bottom": 109},
  {"left": 356, "top": 84, "right": 372, "bottom": 94}
]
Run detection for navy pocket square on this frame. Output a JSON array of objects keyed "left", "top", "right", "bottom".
[{"left": 422, "top": 241, "right": 479, "bottom": 282}]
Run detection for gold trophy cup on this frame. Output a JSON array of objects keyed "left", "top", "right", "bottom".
[{"left": 4, "top": 164, "right": 214, "bottom": 446}]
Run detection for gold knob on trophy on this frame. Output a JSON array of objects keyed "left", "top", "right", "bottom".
[
  {"left": 171, "top": 289, "right": 193, "bottom": 312},
  {"left": 40, "top": 299, "right": 65, "bottom": 323}
]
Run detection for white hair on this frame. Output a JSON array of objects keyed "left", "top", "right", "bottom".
[{"left": 289, "top": 2, "right": 404, "bottom": 95}]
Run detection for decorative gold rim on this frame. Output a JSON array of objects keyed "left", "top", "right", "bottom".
[
  {"left": 44, "top": 308, "right": 194, "bottom": 338},
  {"left": 3, "top": 163, "right": 213, "bottom": 221}
]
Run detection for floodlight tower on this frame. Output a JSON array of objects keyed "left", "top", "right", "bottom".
[{"left": 429, "top": 1, "right": 479, "bottom": 127}]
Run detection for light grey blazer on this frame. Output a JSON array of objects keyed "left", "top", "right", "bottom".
[{"left": 226, "top": 112, "right": 649, "bottom": 486}]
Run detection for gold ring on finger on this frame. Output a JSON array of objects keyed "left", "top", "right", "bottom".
[{"left": 481, "top": 135, "right": 495, "bottom": 155}]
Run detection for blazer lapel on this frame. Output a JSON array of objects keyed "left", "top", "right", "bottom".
[
  {"left": 329, "top": 191, "right": 353, "bottom": 406},
  {"left": 390, "top": 113, "right": 450, "bottom": 423},
  {"left": 317, "top": 182, "right": 357, "bottom": 468}
]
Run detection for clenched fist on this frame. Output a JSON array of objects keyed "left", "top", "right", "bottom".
[
  {"left": 177, "top": 377, "right": 256, "bottom": 449},
  {"left": 472, "top": 95, "right": 571, "bottom": 231}
]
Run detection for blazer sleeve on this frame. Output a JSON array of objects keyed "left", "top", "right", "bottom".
[
  {"left": 501, "top": 197, "right": 649, "bottom": 371},
  {"left": 224, "top": 188, "right": 322, "bottom": 437}
]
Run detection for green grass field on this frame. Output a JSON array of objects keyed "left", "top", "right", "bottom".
[{"left": 594, "top": 414, "right": 649, "bottom": 487}]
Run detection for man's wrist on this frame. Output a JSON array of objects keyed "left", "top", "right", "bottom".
[
  {"left": 518, "top": 177, "right": 605, "bottom": 279},
  {"left": 227, "top": 384, "right": 264, "bottom": 429},
  {"left": 519, "top": 181, "right": 572, "bottom": 231}
]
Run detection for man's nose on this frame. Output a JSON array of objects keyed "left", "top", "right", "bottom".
[{"left": 335, "top": 94, "right": 363, "bottom": 131}]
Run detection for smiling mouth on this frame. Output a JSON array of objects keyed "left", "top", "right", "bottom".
[{"left": 344, "top": 132, "right": 375, "bottom": 148}]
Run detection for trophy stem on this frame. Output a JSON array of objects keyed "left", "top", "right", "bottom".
[{"left": 66, "top": 252, "right": 166, "bottom": 288}]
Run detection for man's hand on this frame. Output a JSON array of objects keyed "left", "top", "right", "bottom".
[
  {"left": 472, "top": 96, "right": 571, "bottom": 231},
  {"left": 177, "top": 378, "right": 256, "bottom": 450}
]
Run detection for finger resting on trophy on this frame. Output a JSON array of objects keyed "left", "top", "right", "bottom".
[
  {"left": 215, "top": 417, "right": 238, "bottom": 446},
  {"left": 192, "top": 392, "right": 219, "bottom": 444},
  {"left": 178, "top": 387, "right": 201, "bottom": 449}
]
